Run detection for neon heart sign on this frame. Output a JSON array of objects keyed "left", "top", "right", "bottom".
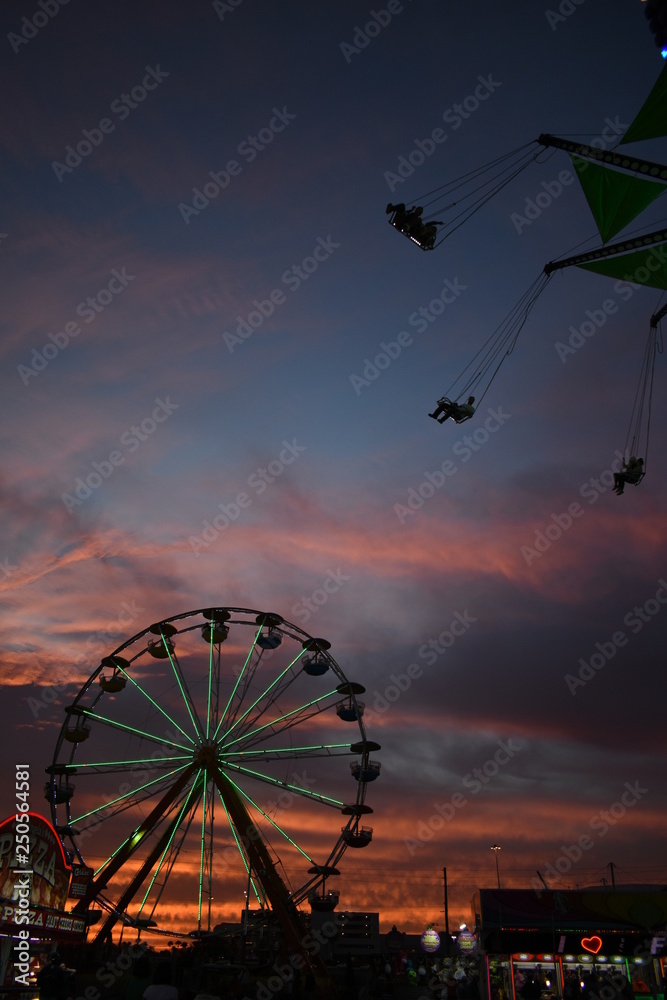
[{"left": 581, "top": 936, "right": 602, "bottom": 954}]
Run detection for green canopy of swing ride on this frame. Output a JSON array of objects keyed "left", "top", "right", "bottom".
[
  {"left": 563, "top": 62, "right": 667, "bottom": 269},
  {"left": 570, "top": 154, "right": 667, "bottom": 245},
  {"left": 577, "top": 242, "right": 667, "bottom": 290},
  {"left": 544, "top": 59, "right": 667, "bottom": 292},
  {"left": 621, "top": 62, "right": 667, "bottom": 146}
]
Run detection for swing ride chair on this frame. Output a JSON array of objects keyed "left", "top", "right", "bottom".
[
  {"left": 386, "top": 204, "right": 439, "bottom": 251},
  {"left": 610, "top": 306, "right": 663, "bottom": 489},
  {"left": 437, "top": 398, "right": 474, "bottom": 424},
  {"left": 384, "top": 61, "right": 667, "bottom": 466}
]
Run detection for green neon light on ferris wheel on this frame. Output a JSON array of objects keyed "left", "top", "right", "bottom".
[
  {"left": 206, "top": 629, "right": 215, "bottom": 740},
  {"left": 162, "top": 642, "right": 203, "bottom": 740},
  {"left": 217, "top": 647, "right": 305, "bottom": 745},
  {"left": 219, "top": 794, "right": 250, "bottom": 871},
  {"left": 222, "top": 761, "right": 343, "bottom": 807},
  {"left": 136, "top": 770, "right": 204, "bottom": 918},
  {"left": 222, "top": 742, "right": 350, "bottom": 758},
  {"left": 74, "top": 708, "right": 193, "bottom": 753},
  {"left": 219, "top": 688, "right": 339, "bottom": 750},
  {"left": 215, "top": 790, "right": 263, "bottom": 907},
  {"left": 92, "top": 771, "right": 200, "bottom": 879},
  {"left": 114, "top": 661, "right": 196, "bottom": 745},
  {"left": 213, "top": 626, "right": 262, "bottom": 742},
  {"left": 93, "top": 830, "right": 134, "bottom": 878},
  {"left": 69, "top": 755, "right": 191, "bottom": 771},
  {"left": 71, "top": 763, "right": 191, "bottom": 823},
  {"left": 198, "top": 784, "right": 207, "bottom": 926},
  {"left": 224, "top": 773, "right": 315, "bottom": 862}
]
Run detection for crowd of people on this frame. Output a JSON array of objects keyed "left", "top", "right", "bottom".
[
  {"left": 32, "top": 944, "right": 483, "bottom": 1000},
  {"left": 373, "top": 953, "right": 480, "bottom": 999}
]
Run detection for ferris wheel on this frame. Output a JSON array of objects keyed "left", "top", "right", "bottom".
[{"left": 44, "top": 607, "right": 380, "bottom": 947}]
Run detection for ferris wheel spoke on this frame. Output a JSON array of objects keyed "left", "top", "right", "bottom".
[
  {"left": 222, "top": 773, "right": 315, "bottom": 864},
  {"left": 213, "top": 628, "right": 264, "bottom": 740},
  {"left": 97, "top": 773, "right": 204, "bottom": 938},
  {"left": 114, "top": 662, "right": 197, "bottom": 746},
  {"left": 141, "top": 819, "right": 201, "bottom": 928},
  {"left": 91, "top": 769, "right": 199, "bottom": 881},
  {"left": 217, "top": 793, "right": 252, "bottom": 872},
  {"left": 220, "top": 688, "right": 340, "bottom": 752},
  {"left": 60, "top": 755, "right": 191, "bottom": 776},
  {"left": 136, "top": 771, "right": 205, "bottom": 922},
  {"left": 223, "top": 742, "right": 355, "bottom": 762},
  {"left": 222, "top": 761, "right": 344, "bottom": 810},
  {"left": 72, "top": 708, "right": 193, "bottom": 753},
  {"left": 196, "top": 782, "right": 226, "bottom": 930},
  {"left": 205, "top": 637, "right": 216, "bottom": 740},
  {"left": 215, "top": 793, "right": 265, "bottom": 907},
  {"left": 216, "top": 647, "right": 305, "bottom": 746},
  {"left": 203, "top": 784, "right": 216, "bottom": 929},
  {"left": 161, "top": 646, "right": 205, "bottom": 741},
  {"left": 70, "top": 762, "right": 193, "bottom": 825},
  {"left": 198, "top": 784, "right": 208, "bottom": 926}
]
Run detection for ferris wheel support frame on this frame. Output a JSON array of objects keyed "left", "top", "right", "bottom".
[
  {"left": 71, "top": 762, "right": 198, "bottom": 920},
  {"left": 212, "top": 768, "right": 329, "bottom": 978},
  {"left": 80, "top": 771, "right": 205, "bottom": 942}
]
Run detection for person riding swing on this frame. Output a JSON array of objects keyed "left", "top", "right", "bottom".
[
  {"left": 386, "top": 203, "right": 442, "bottom": 249},
  {"left": 613, "top": 456, "right": 644, "bottom": 495},
  {"left": 429, "top": 395, "right": 476, "bottom": 424}
]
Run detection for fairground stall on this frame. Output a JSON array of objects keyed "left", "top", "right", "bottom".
[
  {"left": 472, "top": 888, "right": 667, "bottom": 1000},
  {"left": 0, "top": 812, "right": 87, "bottom": 998}
]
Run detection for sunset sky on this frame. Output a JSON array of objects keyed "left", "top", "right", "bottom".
[{"left": 1, "top": 0, "right": 667, "bottom": 940}]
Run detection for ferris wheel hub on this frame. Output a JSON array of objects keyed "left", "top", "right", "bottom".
[{"left": 195, "top": 743, "right": 219, "bottom": 768}]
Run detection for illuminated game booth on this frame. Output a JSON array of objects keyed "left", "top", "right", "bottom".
[
  {"left": 472, "top": 889, "right": 667, "bottom": 1000},
  {"left": 0, "top": 812, "right": 87, "bottom": 994}
]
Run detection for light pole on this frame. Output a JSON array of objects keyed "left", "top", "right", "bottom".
[{"left": 490, "top": 844, "right": 501, "bottom": 888}]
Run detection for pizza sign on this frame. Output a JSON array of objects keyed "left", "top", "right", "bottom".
[{"left": 0, "top": 812, "right": 72, "bottom": 912}]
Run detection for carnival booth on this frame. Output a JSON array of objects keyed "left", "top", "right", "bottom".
[
  {"left": 0, "top": 812, "right": 87, "bottom": 996},
  {"left": 472, "top": 889, "right": 667, "bottom": 1000}
]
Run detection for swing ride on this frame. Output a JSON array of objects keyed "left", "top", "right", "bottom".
[
  {"left": 44, "top": 607, "right": 380, "bottom": 963},
  {"left": 387, "top": 62, "right": 667, "bottom": 485}
]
